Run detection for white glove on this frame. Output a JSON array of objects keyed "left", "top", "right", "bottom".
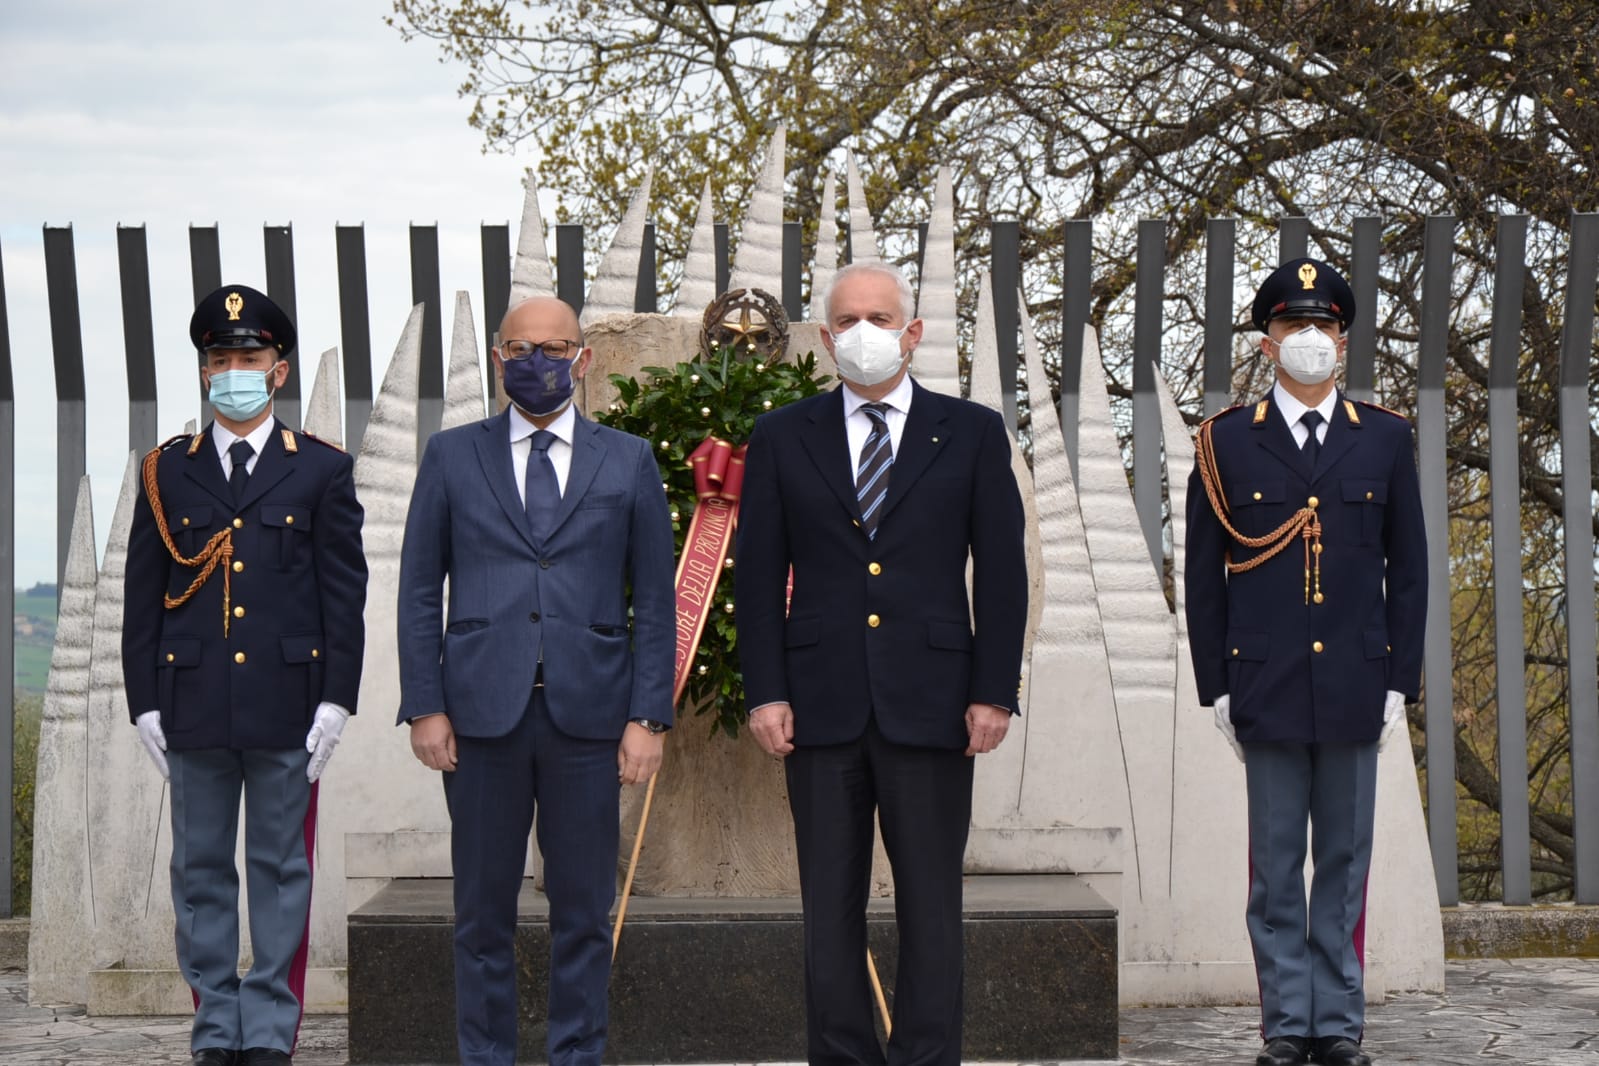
[
  {"left": 1214, "top": 695, "right": 1244, "bottom": 763},
  {"left": 1379, "top": 690, "right": 1407, "bottom": 751},
  {"left": 135, "top": 710, "right": 169, "bottom": 780},
  {"left": 305, "top": 702, "right": 351, "bottom": 782}
]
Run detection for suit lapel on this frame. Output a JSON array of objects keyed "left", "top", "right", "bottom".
[
  {"left": 473, "top": 409, "right": 539, "bottom": 552},
  {"left": 1311, "top": 392, "right": 1360, "bottom": 482},
  {"left": 879, "top": 380, "right": 949, "bottom": 525},
  {"left": 799, "top": 389, "right": 864, "bottom": 521},
  {"left": 182, "top": 422, "right": 236, "bottom": 509},
  {"left": 234, "top": 421, "right": 295, "bottom": 512},
  {"left": 546, "top": 414, "right": 603, "bottom": 540}
]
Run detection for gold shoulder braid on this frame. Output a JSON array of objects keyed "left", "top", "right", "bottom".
[
  {"left": 140, "top": 446, "right": 236, "bottom": 635},
  {"left": 1194, "top": 420, "right": 1325, "bottom": 604}
]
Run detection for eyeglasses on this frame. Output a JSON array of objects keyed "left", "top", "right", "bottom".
[{"left": 502, "top": 339, "right": 581, "bottom": 361}]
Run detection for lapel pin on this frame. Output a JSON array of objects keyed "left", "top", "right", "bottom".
[{"left": 931, "top": 436, "right": 939, "bottom": 443}]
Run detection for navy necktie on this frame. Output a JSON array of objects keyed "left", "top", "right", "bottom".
[
  {"left": 1300, "top": 409, "right": 1324, "bottom": 473},
  {"left": 855, "top": 403, "right": 894, "bottom": 540},
  {"left": 229, "top": 440, "right": 254, "bottom": 505},
  {"left": 525, "top": 430, "right": 559, "bottom": 539}
]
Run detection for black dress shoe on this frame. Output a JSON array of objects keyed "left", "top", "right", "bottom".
[
  {"left": 190, "top": 1051, "right": 237, "bottom": 1066},
  {"left": 1257, "top": 1035, "right": 1310, "bottom": 1066},
  {"left": 238, "top": 1049, "right": 291, "bottom": 1065},
  {"left": 1313, "top": 1036, "right": 1372, "bottom": 1065}
]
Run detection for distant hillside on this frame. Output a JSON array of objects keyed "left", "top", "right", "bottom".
[{"left": 13, "top": 589, "right": 58, "bottom": 696}]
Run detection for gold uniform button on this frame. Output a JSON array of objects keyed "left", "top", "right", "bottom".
[
  {"left": 234, "top": 652, "right": 247, "bottom": 664},
  {"left": 867, "top": 614, "right": 881, "bottom": 628},
  {"left": 1314, "top": 593, "right": 1325, "bottom": 604},
  {"left": 181, "top": 517, "right": 190, "bottom": 526},
  {"left": 1312, "top": 641, "right": 1324, "bottom": 653},
  {"left": 165, "top": 652, "right": 175, "bottom": 663},
  {"left": 232, "top": 517, "right": 244, "bottom": 529},
  {"left": 1307, "top": 496, "right": 1320, "bottom": 509},
  {"left": 1232, "top": 648, "right": 1240, "bottom": 656},
  {"left": 232, "top": 560, "right": 245, "bottom": 572},
  {"left": 285, "top": 515, "right": 295, "bottom": 525},
  {"left": 1365, "top": 491, "right": 1374, "bottom": 501},
  {"left": 1387, "top": 644, "right": 1392, "bottom": 652},
  {"left": 233, "top": 606, "right": 245, "bottom": 618},
  {"left": 311, "top": 649, "right": 320, "bottom": 659},
  {"left": 868, "top": 562, "right": 882, "bottom": 576},
  {"left": 852, "top": 519, "right": 862, "bottom": 528},
  {"left": 1252, "top": 491, "right": 1262, "bottom": 501}
]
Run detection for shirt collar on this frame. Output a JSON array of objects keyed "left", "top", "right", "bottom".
[
  {"left": 841, "top": 373, "right": 914, "bottom": 419},
  {"left": 508, "top": 401, "right": 577, "bottom": 446},
  {"left": 1271, "top": 381, "right": 1337, "bottom": 430},
  {"left": 211, "top": 415, "right": 277, "bottom": 460}
]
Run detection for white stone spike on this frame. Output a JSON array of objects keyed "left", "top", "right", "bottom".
[
  {"left": 510, "top": 171, "right": 555, "bottom": 302},
  {"left": 915, "top": 165, "right": 959, "bottom": 398},
  {"left": 810, "top": 170, "right": 839, "bottom": 323},
  {"left": 728, "top": 124, "right": 787, "bottom": 297},
  {"left": 1155, "top": 373, "right": 1255, "bottom": 1001},
  {"left": 675, "top": 178, "right": 719, "bottom": 319},
  {"left": 85, "top": 451, "right": 172, "bottom": 978},
  {"left": 183, "top": 419, "right": 196, "bottom": 435},
  {"left": 443, "top": 290, "right": 488, "bottom": 430},
  {"left": 582, "top": 166, "right": 654, "bottom": 326},
  {"left": 1074, "top": 325, "right": 1178, "bottom": 988},
  {"left": 28, "top": 475, "right": 97, "bottom": 1005},
  {"left": 845, "top": 151, "right": 882, "bottom": 262},
  {"left": 313, "top": 305, "right": 442, "bottom": 975},
  {"left": 966, "top": 275, "right": 1043, "bottom": 826},
  {"left": 303, "top": 347, "right": 344, "bottom": 446}
]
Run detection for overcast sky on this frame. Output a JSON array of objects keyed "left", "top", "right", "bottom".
[{"left": 2, "top": 1, "right": 535, "bottom": 586}]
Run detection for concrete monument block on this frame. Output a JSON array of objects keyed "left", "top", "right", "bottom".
[
  {"left": 810, "top": 171, "right": 839, "bottom": 324},
  {"left": 583, "top": 168, "right": 654, "bottom": 325},
  {"left": 914, "top": 166, "right": 960, "bottom": 399},
  {"left": 443, "top": 291, "right": 488, "bottom": 430},
  {"left": 845, "top": 151, "right": 881, "bottom": 262},
  {"left": 676, "top": 179, "right": 719, "bottom": 319},
  {"left": 727, "top": 126, "right": 787, "bottom": 298},
  {"left": 510, "top": 174, "right": 555, "bottom": 303},
  {"left": 304, "top": 348, "right": 344, "bottom": 445}
]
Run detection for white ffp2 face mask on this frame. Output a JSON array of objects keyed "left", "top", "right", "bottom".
[
  {"left": 1274, "top": 325, "right": 1339, "bottom": 385},
  {"left": 831, "top": 321, "right": 909, "bottom": 387}
]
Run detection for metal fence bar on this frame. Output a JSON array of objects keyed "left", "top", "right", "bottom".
[
  {"left": 263, "top": 225, "right": 302, "bottom": 429},
  {"left": 1060, "top": 220, "right": 1092, "bottom": 479},
  {"left": 0, "top": 234, "right": 15, "bottom": 917},
  {"left": 117, "top": 226, "right": 159, "bottom": 453},
  {"left": 991, "top": 221, "right": 1020, "bottom": 433},
  {"left": 1417, "top": 215, "right": 1459, "bottom": 906},
  {"left": 714, "top": 223, "right": 730, "bottom": 295},
  {"left": 335, "top": 225, "right": 374, "bottom": 453},
  {"left": 188, "top": 226, "right": 222, "bottom": 417},
  {"left": 1202, "top": 218, "right": 1235, "bottom": 417},
  {"left": 1345, "top": 217, "right": 1380, "bottom": 402},
  {"left": 783, "top": 221, "right": 803, "bottom": 322},
  {"left": 410, "top": 225, "right": 444, "bottom": 447},
  {"left": 480, "top": 223, "right": 511, "bottom": 405},
  {"left": 1560, "top": 212, "right": 1599, "bottom": 904},
  {"left": 1278, "top": 217, "right": 1309, "bottom": 262},
  {"left": 556, "top": 224, "right": 585, "bottom": 312},
  {"left": 1132, "top": 218, "right": 1165, "bottom": 573},
  {"left": 1488, "top": 214, "right": 1532, "bottom": 905},
  {"left": 635, "top": 222, "right": 658, "bottom": 314},
  {"left": 43, "top": 226, "right": 86, "bottom": 594}
]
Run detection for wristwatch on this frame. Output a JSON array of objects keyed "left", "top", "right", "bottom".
[{"left": 631, "top": 718, "right": 670, "bottom": 735}]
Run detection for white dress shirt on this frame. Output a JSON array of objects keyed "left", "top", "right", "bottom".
[
  {"left": 509, "top": 401, "right": 576, "bottom": 504},
  {"left": 842, "top": 374, "right": 913, "bottom": 479},
  {"left": 1272, "top": 381, "right": 1336, "bottom": 448},
  {"left": 211, "top": 416, "right": 277, "bottom": 478}
]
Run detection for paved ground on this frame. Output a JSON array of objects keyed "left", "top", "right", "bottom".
[{"left": 3, "top": 959, "right": 1596, "bottom": 1064}]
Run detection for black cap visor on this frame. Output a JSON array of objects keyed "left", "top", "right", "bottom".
[
  {"left": 201, "top": 328, "right": 277, "bottom": 351},
  {"left": 1268, "top": 299, "right": 1341, "bottom": 325}
]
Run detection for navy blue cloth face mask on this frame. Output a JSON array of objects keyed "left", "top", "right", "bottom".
[{"left": 501, "top": 344, "right": 576, "bottom": 417}]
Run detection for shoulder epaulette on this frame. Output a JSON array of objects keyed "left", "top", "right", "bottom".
[
  {"left": 301, "top": 431, "right": 345, "bottom": 453},
  {"left": 1196, "top": 403, "right": 1246, "bottom": 431},
  {"left": 154, "top": 432, "right": 191, "bottom": 454},
  {"left": 186, "top": 432, "right": 206, "bottom": 456},
  {"left": 1355, "top": 399, "right": 1409, "bottom": 421}
]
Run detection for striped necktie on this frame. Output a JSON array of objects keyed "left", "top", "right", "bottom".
[{"left": 855, "top": 402, "right": 893, "bottom": 539}]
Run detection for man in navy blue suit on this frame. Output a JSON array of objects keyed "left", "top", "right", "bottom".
[
  {"left": 736, "top": 261, "right": 1028, "bottom": 1066},
  {"left": 124, "top": 284, "right": 368, "bottom": 1066},
  {"left": 396, "top": 295, "right": 676, "bottom": 1066},
  {"left": 1184, "top": 259, "right": 1428, "bottom": 1066}
]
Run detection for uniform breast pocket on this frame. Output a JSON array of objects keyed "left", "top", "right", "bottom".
[
  {"left": 260, "top": 506, "right": 313, "bottom": 570},
  {"left": 171, "top": 506, "right": 215, "bottom": 558},
  {"left": 1340, "top": 479, "right": 1387, "bottom": 544},
  {"left": 1227, "top": 481, "right": 1286, "bottom": 537}
]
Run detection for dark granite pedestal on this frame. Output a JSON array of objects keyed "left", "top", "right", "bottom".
[{"left": 348, "top": 874, "right": 1117, "bottom": 1062}]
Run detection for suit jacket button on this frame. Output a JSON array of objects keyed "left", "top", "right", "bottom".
[
  {"left": 233, "top": 606, "right": 245, "bottom": 618},
  {"left": 232, "top": 560, "right": 245, "bottom": 572},
  {"left": 1252, "top": 491, "right": 1262, "bottom": 501},
  {"left": 868, "top": 562, "right": 882, "bottom": 575},
  {"left": 867, "top": 614, "right": 881, "bottom": 628},
  {"left": 166, "top": 652, "right": 175, "bottom": 663},
  {"left": 539, "top": 559, "right": 551, "bottom": 569},
  {"left": 1307, "top": 495, "right": 1320, "bottom": 509},
  {"left": 1312, "top": 641, "right": 1324, "bottom": 653},
  {"left": 234, "top": 651, "right": 247, "bottom": 664},
  {"left": 232, "top": 517, "right": 244, "bottom": 529},
  {"left": 530, "top": 612, "right": 541, "bottom": 622},
  {"left": 285, "top": 514, "right": 295, "bottom": 525}
]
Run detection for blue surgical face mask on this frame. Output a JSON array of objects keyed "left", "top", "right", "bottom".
[
  {"left": 501, "top": 346, "right": 576, "bottom": 417},
  {"left": 207, "top": 364, "right": 278, "bottom": 422}
]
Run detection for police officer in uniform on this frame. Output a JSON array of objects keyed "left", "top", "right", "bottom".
[
  {"left": 1184, "top": 259, "right": 1427, "bottom": 1066},
  {"left": 122, "top": 284, "right": 368, "bottom": 1066}
]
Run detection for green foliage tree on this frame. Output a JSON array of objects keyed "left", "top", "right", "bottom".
[{"left": 392, "top": 0, "right": 1599, "bottom": 899}]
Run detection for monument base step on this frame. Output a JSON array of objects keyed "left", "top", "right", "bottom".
[{"left": 348, "top": 874, "right": 1118, "bottom": 1063}]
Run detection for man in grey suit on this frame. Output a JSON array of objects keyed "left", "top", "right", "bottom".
[{"left": 396, "top": 295, "right": 677, "bottom": 1066}]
